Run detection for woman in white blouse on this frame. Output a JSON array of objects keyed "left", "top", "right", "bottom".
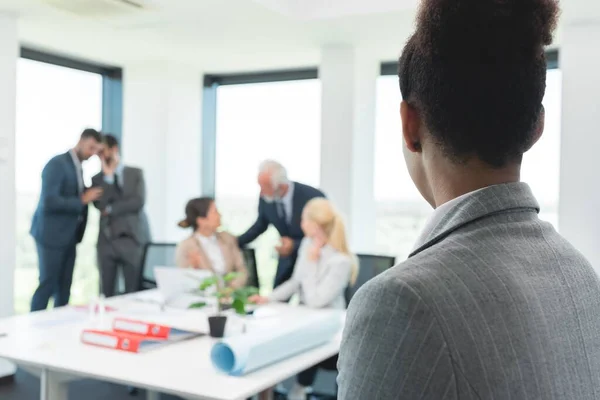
[
  {"left": 175, "top": 197, "right": 247, "bottom": 289},
  {"left": 250, "top": 198, "right": 358, "bottom": 400}
]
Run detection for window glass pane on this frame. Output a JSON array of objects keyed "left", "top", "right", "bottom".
[
  {"left": 374, "top": 75, "right": 430, "bottom": 260},
  {"left": 15, "top": 58, "right": 103, "bottom": 314},
  {"left": 215, "top": 79, "right": 321, "bottom": 292},
  {"left": 374, "top": 70, "right": 562, "bottom": 260},
  {"left": 521, "top": 69, "right": 562, "bottom": 229}
]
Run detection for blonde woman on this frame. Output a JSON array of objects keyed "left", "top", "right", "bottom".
[
  {"left": 250, "top": 198, "right": 357, "bottom": 400},
  {"left": 175, "top": 197, "right": 247, "bottom": 289}
]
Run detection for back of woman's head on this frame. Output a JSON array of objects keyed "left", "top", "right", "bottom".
[
  {"left": 399, "top": 0, "right": 559, "bottom": 167},
  {"left": 178, "top": 197, "right": 214, "bottom": 230},
  {"left": 303, "top": 198, "right": 359, "bottom": 285}
]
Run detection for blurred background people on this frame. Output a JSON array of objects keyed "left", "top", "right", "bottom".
[
  {"left": 238, "top": 160, "right": 325, "bottom": 289},
  {"left": 251, "top": 198, "right": 357, "bottom": 399},
  {"left": 30, "top": 128, "right": 103, "bottom": 311},
  {"left": 176, "top": 197, "right": 247, "bottom": 289},
  {"left": 92, "top": 134, "right": 150, "bottom": 297}
]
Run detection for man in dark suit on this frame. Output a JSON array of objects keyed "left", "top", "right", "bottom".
[
  {"left": 30, "top": 129, "right": 104, "bottom": 312},
  {"left": 92, "top": 134, "right": 151, "bottom": 297},
  {"left": 238, "top": 160, "right": 325, "bottom": 288}
]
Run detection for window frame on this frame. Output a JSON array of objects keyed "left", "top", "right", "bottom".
[
  {"left": 379, "top": 49, "right": 559, "bottom": 75},
  {"left": 201, "top": 68, "right": 319, "bottom": 196},
  {"left": 20, "top": 47, "right": 123, "bottom": 141}
]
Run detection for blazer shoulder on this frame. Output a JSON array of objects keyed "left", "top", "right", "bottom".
[
  {"left": 217, "top": 231, "right": 240, "bottom": 248},
  {"left": 124, "top": 166, "right": 143, "bottom": 174},
  {"left": 294, "top": 181, "right": 325, "bottom": 198},
  {"left": 45, "top": 153, "right": 69, "bottom": 169},
  {"left": 176, "top": 235, "right": 198, "bottom": 252},
  {"left": 92, "top": 172, "right": 103, "bottom": 182}
]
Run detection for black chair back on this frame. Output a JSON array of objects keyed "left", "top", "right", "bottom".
[
  {"left": 242, "top": 248, "right": 260, "bottom": 289},
  {"left": 138, "top": 242, "right": 178, "bottom": 290},
  {"left": 345, "top": 254, "right": 396, "bottom": 304}
]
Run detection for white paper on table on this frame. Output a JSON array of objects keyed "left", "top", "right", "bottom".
[{"left": 211, "top": 309, "right": 343, "bottom": 376}]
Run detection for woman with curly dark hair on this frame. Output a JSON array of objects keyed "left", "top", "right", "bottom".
[{"left": 337, "top": 0, "right": 600, "bottom": 398}]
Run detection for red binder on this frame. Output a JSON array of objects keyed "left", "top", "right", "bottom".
[
  {"left": 112, "top": 318, "right": 177, "bottom": 339},
  {"left": 81, "top": 319, "right": 203, "bottom": 353},
  {"left": 81, "top": 330, "right": 166, "bottom": 353}
]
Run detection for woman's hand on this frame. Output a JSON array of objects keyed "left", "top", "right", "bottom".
[
  {"left": 187, "top": 251, "right": 206, "bottom": 269},
  {"left": 249, "top": 295, "right": 269, "bottom": 305},
  {"left": 308, "top": 232, "right": 327, "bottom": 262}
]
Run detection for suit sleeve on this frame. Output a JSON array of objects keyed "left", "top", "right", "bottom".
[
  {"left": 42, "top": 159, "right": 83, "bottom": 214},
  {"left": 109, "top": 169, "right": 146, "bottom": 217},
  {"left": 237, "top": 200, "right": 269, "bottom": 247},
  {"left": 92, "top": 174, "right": 110, "bottom": 211},
  {"left": 337, "top": 277, "right": 456, "bottom": 400},
  {"left": 228, "top": 234, "right": 248, "bottom": 289}
]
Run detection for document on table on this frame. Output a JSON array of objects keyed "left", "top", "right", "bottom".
[{"left": 211, "top": 309, "right": 343, "bottom": 376}]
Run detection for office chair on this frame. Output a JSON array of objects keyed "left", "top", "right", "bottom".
[
  {"left": 137, "top": 242, "right": 178, "bottom": 291},
  {"left": 242, "top": 247, "right": 260, "bottom": 289},
  {"left": 309, "top": 253, "right": 396, "bottom": 400}
]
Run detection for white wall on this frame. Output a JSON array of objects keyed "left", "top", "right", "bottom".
[
  {"left": 320, "top": 45, "right": 378, "bottom": 253},
  {"left": 0, "top": 14, "right": 18, "bottom": 318},
  {"left": 122, "top": 62, "right": 202, "bottom": 243}
]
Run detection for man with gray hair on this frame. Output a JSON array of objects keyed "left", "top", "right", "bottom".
[{"left": 237, "top": 160, "right": 325, "bottom": 288}]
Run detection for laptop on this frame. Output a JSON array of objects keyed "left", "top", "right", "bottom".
[{"left": 153, "top": 267, "right": 214, "bottom": 309}]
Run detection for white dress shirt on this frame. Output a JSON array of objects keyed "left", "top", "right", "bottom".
[
  {"left": 278, "top": 181, "right": 295, "bottom": 225},
  {"left": 69, "top": 149, "right": 84, "bottom": 194},
  {"left": 195, "top": 234, "right": 226, "bottom": 275}
]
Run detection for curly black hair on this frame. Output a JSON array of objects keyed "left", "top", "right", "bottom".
[{"left": 399, "top": 0, "right": 560, "bottom": 167}]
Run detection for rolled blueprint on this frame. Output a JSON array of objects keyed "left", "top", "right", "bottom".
[{"left": 211, "top": 309, "right": 343, "bottom": 376}]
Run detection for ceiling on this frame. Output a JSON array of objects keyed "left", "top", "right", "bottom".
[{"left": 0, "top": 0, "right": 420, "bottom": 72}]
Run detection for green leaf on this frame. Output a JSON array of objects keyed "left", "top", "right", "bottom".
[
  {"left": 188, "top": 301, "right": 207, "bottom": 309},
  {"left": 232, "top": 298, "right": 245, "bottom": 315},
  {"left": 223, "top": 272, "right": 240, "bottom": 283},
  {"left": 199, "top": 276, "right": 219, "bottom": 291}
]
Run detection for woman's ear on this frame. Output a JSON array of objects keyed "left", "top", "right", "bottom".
[{"left": 401, "top": 101, "right": 423, "bottom": 153}]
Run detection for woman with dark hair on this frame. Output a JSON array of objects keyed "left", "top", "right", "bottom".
[
  {"left": 175, "top": 198, "right": 247, "bottom": 288},
  {"left": 337, "top": 0, "right": 600, "bottom": 399}
]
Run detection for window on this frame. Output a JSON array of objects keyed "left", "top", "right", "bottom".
[
  {"left": 214, "top": 79, "right": 322, "bottom": 292},
  {"left": 374, "top": 75, "right": 431, "bottom": 260},
  {"left": 374, "top": 67, "right": 562, "bottom": 260},
  {"left": 521, "top": 68, "right": 562, "bottom": 228},
  {"left": 15, "top": 58, "right": 103, "bottom": 314}
]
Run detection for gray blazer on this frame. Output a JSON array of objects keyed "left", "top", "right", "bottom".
[
  {"left": 92, "top": 166, "right": 151, "bottom": 245},
  {"left": 269, "top": 238, "right": 352, "bottom": 309},
  {"left": 338, "top": 183, "right": 600, "bottom": 399}
]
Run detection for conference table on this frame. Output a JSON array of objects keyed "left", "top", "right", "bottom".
[{"left": 0, "top": 290, "right": 344, "bottom": 400}]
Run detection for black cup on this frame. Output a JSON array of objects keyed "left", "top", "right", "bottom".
[{"left": 208, "top": 315, "right": 227, "bottom": 338}]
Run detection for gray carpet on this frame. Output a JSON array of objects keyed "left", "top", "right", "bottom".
[{"left": 0, "top": 369, "right": 182, "bottom": 400}]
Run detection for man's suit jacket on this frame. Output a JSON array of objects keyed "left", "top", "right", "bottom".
[
  {"left": 92, "top": 166, "right": 151, "bottom": 246},
  {"left": 338, "top": 183, "right": 600, "bottom": 399},
  {"left": 30, "top": 152, "right": 87, "bottom": 248},
  {"left": 237, "top": 181, "right": 325, "bottom": 282}
]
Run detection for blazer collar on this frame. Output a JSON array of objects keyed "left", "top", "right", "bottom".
[{"left": 409, "top": 182, "right": 540, "bottom": 258}]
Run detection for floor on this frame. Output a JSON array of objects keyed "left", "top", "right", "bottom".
[
  {"left": 0, "top": 369, "right": 182, "bottom": 400},
  {"left": 0, "top": 368, "right": 336, "bottom": 400}
]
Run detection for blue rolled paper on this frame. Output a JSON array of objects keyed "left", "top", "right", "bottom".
[{"left": 211, "top": 310, "right": 342, "bottom": 376}]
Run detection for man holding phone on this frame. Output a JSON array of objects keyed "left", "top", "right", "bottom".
[
  {"left": 92, "top": 134, "right": 150, "bottom": 297},
  {"left": 30, "top": 128, "right": 104, "bottom": 311}
]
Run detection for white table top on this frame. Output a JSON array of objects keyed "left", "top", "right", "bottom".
[{"left": 0, "top": 291, "right": 343, "bottom": 400}]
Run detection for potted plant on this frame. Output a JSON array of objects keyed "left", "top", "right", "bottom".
[{"left": 189, "top": 272, "right": 259, "bottom": 338}]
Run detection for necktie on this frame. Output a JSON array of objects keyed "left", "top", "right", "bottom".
[{"left": 277, "top": 201, "right": 288, "bottom": 225}]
